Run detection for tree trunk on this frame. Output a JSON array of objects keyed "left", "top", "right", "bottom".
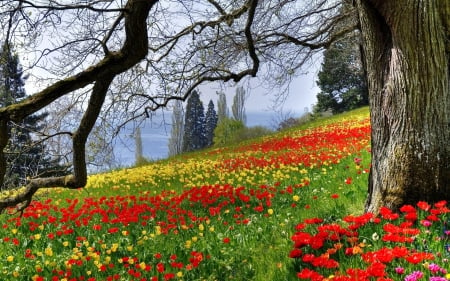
[{"left": 356, "top": 0, "right": 450, "bottom": 213}]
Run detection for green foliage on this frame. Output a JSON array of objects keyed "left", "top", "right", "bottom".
[
  {"left": 213, "top": 118, "right": 272, "bottom": 147},
  {"left": 213, "top": 117, "right": 245, "bottom": 147},
  {"left": 315, "top": 33, "right": 368, "bottom": 114},
  {"left": 234, "top": 125, "right": 273, "bottom": 142}
]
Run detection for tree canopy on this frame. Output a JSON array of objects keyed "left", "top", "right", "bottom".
[{"left": 315, "top": 33, "right": 368, "bottom": 114}]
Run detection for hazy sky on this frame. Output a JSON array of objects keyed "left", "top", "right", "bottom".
[{"left": 198, "top": 69, "right": 319, "bottom": 117}]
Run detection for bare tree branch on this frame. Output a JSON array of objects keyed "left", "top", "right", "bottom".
[{"left": 0, "top": 0, "right": 157, "bottom": 212}]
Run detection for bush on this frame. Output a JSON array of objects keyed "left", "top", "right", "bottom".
[
  {"left": 233, "top": 126, "right": 272, "bottom": 143},
  {"left": 213, "top": 118, "right": 272, "bottom": 147},
  {"left": 277, "top": 113, "right": 314, "bottom": 131},
  {"left": 213, "top": 118, "right": 245, "bottom": 147}
]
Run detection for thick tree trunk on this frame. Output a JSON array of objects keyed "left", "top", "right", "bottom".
[{"left": 356, "top": 0, "right": 450, "bottom": 213}]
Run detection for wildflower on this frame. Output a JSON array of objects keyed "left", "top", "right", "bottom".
[
  {"left": 395, "top": 267, "right": 405, "bottom": 274},
  {"left": 293, "top": 195, "right": 300, "bottom": 201},
  {"left": 44, "top": 247, "right": 53, "bottom": 256},
  {"left": 139, "top": 262, "right": 147, "bottom": 270},
  {"left": 156, "top": 263, "right": 165, "bottom": 273},
  {"left": 268, "top": 208, "right": 274, "bottom": 215},
  {"left": 366, "top": 262, "right": 386, "bottom": 277},
  {"left": 429, "top": 277, "right": 447, "bottom": 281},
  {"left": 297, "top": 268, "right": 324, "bottom": 280},
  {"left": 427, "top": 263, "right": 441, "bottom": 274},
  {"left": 7, "top": 255, "right": 14, "bottom": 262},
  {"left": 108, "top": 227, "right": 119, "bottom": 234},
  {"left": 417, "top": 201, "right": 431, "bottom": 211},
  {"left": 289, "top": 248, "right": 303, "bottom": 258},
  {"left": 404, "top": 271, "right": 423, "bottom": 281},
  {"left": 371, "top": 232, "right": 380, "bottom": 241},
  {"left": 421, "top": 220, "right": 432, "bottom": 227},
  {"left": 223, "top": 237, "right": 230, "bottom": 244},
  {"left": 92, "top": 224, "right": 102, "bottom": 231}
]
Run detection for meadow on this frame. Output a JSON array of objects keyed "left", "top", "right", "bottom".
[{"left": 0, "top": 107, "right": 448, "bottom": 281}]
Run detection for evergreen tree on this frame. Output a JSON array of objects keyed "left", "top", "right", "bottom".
[
  {"left": 204, "top": 100, "right": 218, "bottom": 147},
  {"left": 182, "top": 90, "right": 205, "bottom": 152},
  {"left": 0, "top": 43, "right": 65, "bottom": 188},
  {"left": 0, "top": 44, "right": 25, "bottom": 107},
  {"left": 216, "top": 91, "right": 228, "bottom": 123},
  {"left": 315, "top": 32, "right": 368, "bottom": 114},
  {"left": 232, "top": 86, "right": 247, "bottom": 124},
  {"left": 168, "top": 100, "right": 184, "bottom": 156}
]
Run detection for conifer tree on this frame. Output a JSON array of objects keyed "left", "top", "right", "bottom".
[
  {"left": 315, "top": 33, "right": 368, "bottom": 114},
  {"left": 204, "top": 100, "right": 218, "bottom": 147},
  {"left": 182, "top": 90, "right": 205, "bottom": 152},
  {"left": 0, "top": 43, "right": 65, "bottom": 188}
]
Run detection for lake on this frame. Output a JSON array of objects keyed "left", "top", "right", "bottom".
[{"left": 114, "top": 111, "right": 285, "bottom": 167}]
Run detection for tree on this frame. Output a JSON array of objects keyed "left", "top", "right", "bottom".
[
  {"left": 315, "top": 32, "right": 368, "bottom": 114},
  {"left": 168, "top": 100, "right": 184, "bottom": 157},
  {"left": 182, "top": 90, "right": 205, "bottom": 152},
  {"left": 356, "top": 1, "right": 449, "bottom": 212},
  {"left": 204, "top": 100, "right": 218, "bottom": 147},
  {"left": 0, "top": 43, "right": 65, "bottom": 188},
  {"left": 232, "top": 86, "right": 247, "bottom": 124},
  {"left": 216, "top": 91, "right": 229, "bottom": 123},
  {"left": 134, "top": 127, "right": 145, "bottom": 165},
  {"left": 0, "top": 0, "right": 448, "bottom": 214},
  {"left": 213, "top": 117, "right": 245, "bottom": 147}
]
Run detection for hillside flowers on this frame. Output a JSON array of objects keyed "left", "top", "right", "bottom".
[
  {"left": 289, "top": 200, "right": 450, "bottom": 281},
  {"left": 6, "top": 108, "right": 448, "bottom": 280}
]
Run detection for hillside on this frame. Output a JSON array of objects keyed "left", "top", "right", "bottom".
[{"left": 0, "top": 107, "right": 448, "bottom": 281}]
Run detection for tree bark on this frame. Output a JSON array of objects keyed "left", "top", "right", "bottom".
[
  {"left": 0, "top": 120, "right": 7, "bottom": 188},
  {"left": 356, "top": 0, "right": 450, "bottom": 213}
]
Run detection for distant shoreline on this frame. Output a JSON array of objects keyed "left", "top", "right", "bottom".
[{"left": 113, "top": 111, "right": 290, "bottom": 166}]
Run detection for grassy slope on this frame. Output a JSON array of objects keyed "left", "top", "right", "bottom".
[{"left": 0, "top": 107, "right": 372, "bottom": 280}]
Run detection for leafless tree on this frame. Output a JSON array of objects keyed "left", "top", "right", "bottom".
[
  {"left": 232, "top": 86, "right": 248, "bottom": 124},
  {"left": 0, "top": 0, "right": 448, "bottom": 213}
]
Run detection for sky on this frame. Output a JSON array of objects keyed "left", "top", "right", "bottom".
[{"left": 197, "top": 66, "right": 320, "bottom": 118}]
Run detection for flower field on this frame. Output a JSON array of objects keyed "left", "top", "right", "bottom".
[{"left": 0, "top": 107, "right": 448, "bottom": 281}]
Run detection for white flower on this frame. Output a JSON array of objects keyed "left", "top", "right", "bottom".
[{"left": 371, "top": 232, "right": 379, "bottom": 241}]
